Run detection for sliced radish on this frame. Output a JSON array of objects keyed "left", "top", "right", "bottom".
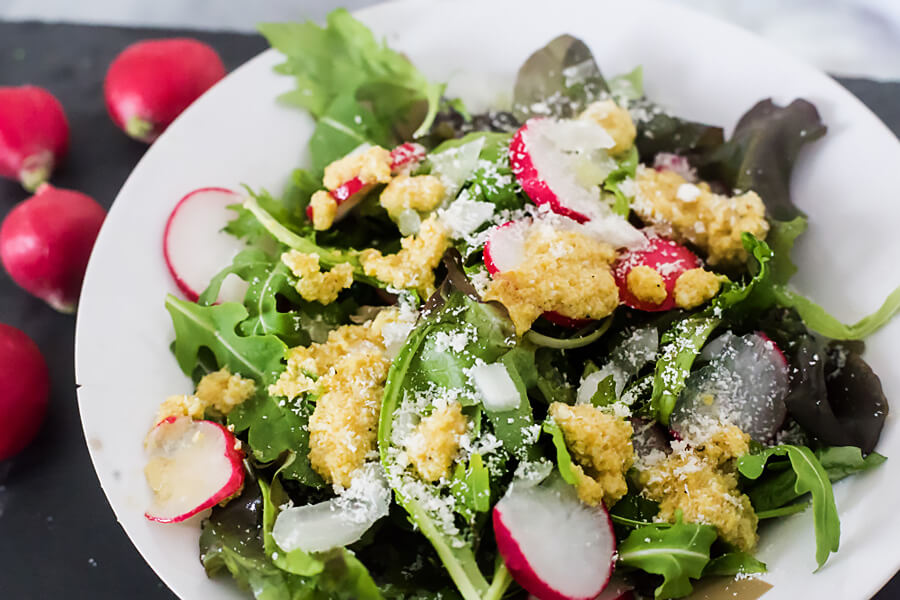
[
  {"left": 163, "top": 187, "right": 249, "bottom": 303},
  {"left": 484, "top": 220, "right": 530, "bottom": 275},
  {"left": 469, "top": 362, "right": 521, "bottom": 412},
  {"left": 652, "top": 153, "right": 698, "bottom": 182},
  {"left": 483, "top": 218, "right": 616, "bottom": 328},
  {"left": 613, "top": 236, "right": 701, "bottom": 312},
  {"left": 630, "top": 417, "right": 670, "bottom": 459},
  {"left": 272, "top": 463, "right": 390, "bottom": 553},
  {"left": 390, "top": 142, "right": 426, "bottom": 173},
  {"left": 494, "top": 477, "right": 616, "bottom": 600},
  {"left": 542, "top": 312, "right": 592, "bottom": 329},
  {"left": 305, "top": 176, "right": 374, "bottom": 229},
  {"left": 509, "top": 118, "right": 643, "bottom": 248},
  {"left": 144, "top": 416, "right": 244, "bottom": 523},
  {"left": 670, "top": 331, "right": 789, "bottom": 443}
]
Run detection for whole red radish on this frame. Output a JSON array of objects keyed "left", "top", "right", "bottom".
[
  {"left": 105, "top": 39, "right": 226, "bottom": 143},
  {"left": 0, "top": 184, "right": 106, "bottom": 313},
  {"left": 0, "top": 324, "right": 49, "bottom": 461},
  {"left": 0, "top": 86, "right": 69, "bottom": 191}
]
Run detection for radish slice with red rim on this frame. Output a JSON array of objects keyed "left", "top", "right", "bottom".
[
  {"left": 144, "top": 416, "right": 245, "bottom": 523},
  {"left": 163, "top": 187, "right": 249, "bottom": 303},
  {"left": 670, "top": 331, "right": 790, "bottom": 443},
  {"left": 613, "top": 235, "right": 701, "bottom": 312},
  {"left": 494, "top": 476, "right": 616, "bottom": 600}
]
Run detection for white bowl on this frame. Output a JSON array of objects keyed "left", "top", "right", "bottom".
[{"left": 75, "top": 0, "right": 900, "bottom": 598}]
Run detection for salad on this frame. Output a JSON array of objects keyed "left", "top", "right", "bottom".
[{"left": 143, "top": 9, "right": 900, "bottom": 600}]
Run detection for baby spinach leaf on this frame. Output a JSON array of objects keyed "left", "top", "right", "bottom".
[
  {"left": 617, "top": 516, "right": 717, "bottom": 599},
  {"left": 609, "top": 491, "right": 660, "bottom": 526},
  {"left": 309, "top": 95, "right": 392, "bottom": 173},
  {"left": 512, "top": 34, "right": 609, "bottom": 121},
  {"left": 260, "top": 9, "right": 444, "bottom": 141},
  {"left": 702, "top": 552, "right": 766, "bottom": 577},
  {"left": 165, "top": 294, "right": 286, "bottom": 384},
  {"left": 697, "top": 99, "right": 826, "bottom": 222},
  {"left": 650, "top": 315, "right": 720, "bottom": 425},
  {"left": 534, "top": 347, "right": 576, "bottom": 405},
  {"left": 541, "top": 421, "right": 579, "bottom": 486},
  {"left": 486, "top": 352, "right": 537, "bottom": 454},
  {"left": 633, "top": 104, "right": 724, "bottom": 160},
  {"left": 378, "top": 301, "right": 491, "bottom": 600},
  {"left": 738, "top": 445, "right": 839, "bottom": 569}
]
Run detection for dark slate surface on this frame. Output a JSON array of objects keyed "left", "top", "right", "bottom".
[{"left": 0, "top": 20, "right": 898, "bottom": 600}]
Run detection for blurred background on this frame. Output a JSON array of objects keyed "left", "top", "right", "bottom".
[{"left": 1, "top": 0, "right": 899, "bottom": 79}]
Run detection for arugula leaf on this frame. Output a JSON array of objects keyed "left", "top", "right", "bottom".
[
  {"left": 817, "top": 446, "right": 887, "bottom": 480},
  {"left": 738, "top": 445, "right": 840, "bottom": 569},
  {"left": 241, "top": 196, "right": 386, "bottom": 289},
  {"left": 541, "top": 421, "right": 579, "bottom": 485},
  {"left": 512, "top": 34, "right": 609, "bottom": 121},
  {"left": 200, "top": 248, "right": 353, "bottom": 347},
  {"left": 259, "top": 476, "right": 324, "bottom": 576},
  {"left": 608, "top": 66, "right": 644, "bottom": 102},
  {"left": 604, "top": 146, "right": 638, "bottom": 217},
  {"left": 617, "top": 516, "right": 717, "bottom": 599},
  {"left": 697, "top": 99, "right": 826, "bottom": 222},
  {"left": 260, "top": 9, "right": 444, "bottom": 143},
  {"left": 309, "top": 95, "right": 392, "bottom": 173},
  {"left": 745, "top": 446, "right": 886, "bottom": 515},
  {"left": 232, "top": 395, "right": 324, "bottom": 486},
  {"left": 450, "top": 454, "right": 491, "bottom": 521},
  {"left": 702, "top": 552, "right": 767, "bottom": 577},
  {"left": 226, "top": 175, "right": 319, "bottom": 245},
  {"left": 766, "top": 216, "right": 807, "bottom": 285},
  {"left": 774, "top": 285, "right": 900, "bottom": 341},
  {"left": 649, "top": 316, "right": 720, "bottom": 425},
  {"left": 165, "top": 295, "right": 286, "bottom": 383}
]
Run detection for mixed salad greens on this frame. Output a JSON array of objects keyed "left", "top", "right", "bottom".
[{"left": 148, "top": 9, "right": 900, "bottom": 600}]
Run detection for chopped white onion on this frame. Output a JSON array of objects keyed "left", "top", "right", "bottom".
[{"left": 469, "top": 362, "right": 521, "bottom": 412}]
